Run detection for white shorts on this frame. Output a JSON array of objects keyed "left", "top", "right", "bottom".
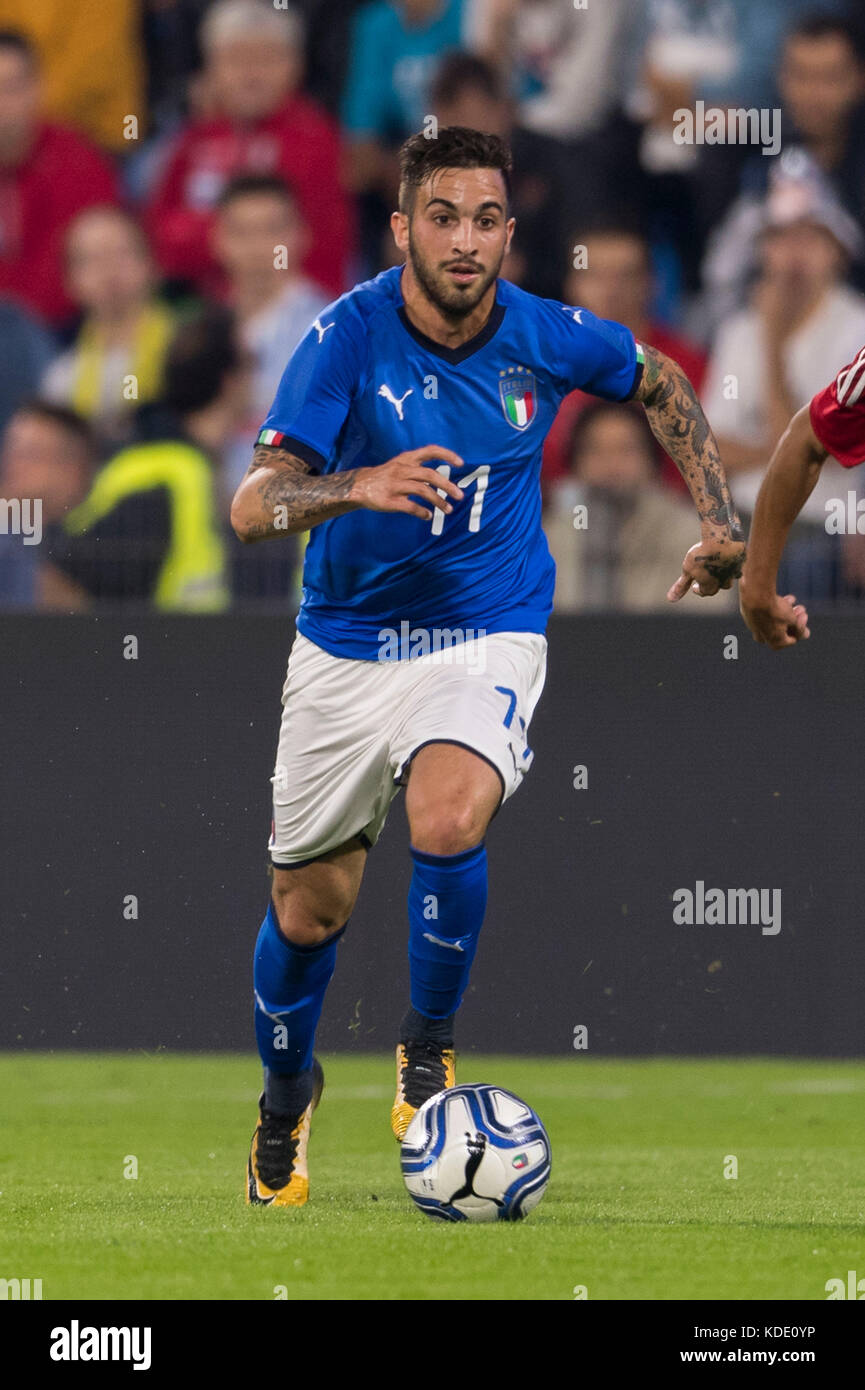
[{"left": 269, "top": 630, "right": 548, "bottom": 866}]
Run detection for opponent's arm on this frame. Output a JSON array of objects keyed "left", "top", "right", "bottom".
[
  {"left": 738, "top": 405, "right": 824, "bottom": 648},
  {"left": 635, "top": 345, "right": 746, "bottom": 598},
  {"left": 230, "top": 442, "right": 466, "bottom": 543}
]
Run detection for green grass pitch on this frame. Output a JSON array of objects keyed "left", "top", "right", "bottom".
[{"left": 2, "top": 1053, "right": 863, "bottom": 1301}]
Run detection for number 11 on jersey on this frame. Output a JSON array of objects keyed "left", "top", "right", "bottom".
[{"left": 430, "top": 464, "right": 490, "bottom": 536}]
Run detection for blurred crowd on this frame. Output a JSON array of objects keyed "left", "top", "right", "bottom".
[{"left": 1, "top": 0, "right": 865, "bottom": 613}]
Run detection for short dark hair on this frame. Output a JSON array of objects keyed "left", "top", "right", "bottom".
[
  {"left": 786, "top": 15, "right": 865, "bottom": 61},
  {"left": 164, "top": 307, "right": 240, "bottom": 416},
  {"left": 215, "top": 173, "right": 299, "bottom": 213},
  {"left": 430, "top": 52, "right": 504, "bottom": 108},
  {"left": 398, "top": 125, "right": 512, "bottom": 215},
  {"left": 0, "top": 29, "right": 37, "bottom": 66},
  {"left": 14, "top": 400, "right": 96, "bottom": 460}
]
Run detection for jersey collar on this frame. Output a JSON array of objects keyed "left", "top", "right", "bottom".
[{"left": 396, "top": 285, "right": 506, "bottom": 365}]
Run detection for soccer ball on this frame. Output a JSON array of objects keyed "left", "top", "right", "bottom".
[{"left": 400, "top": 1083, "right": 551, "bottom": 1222}]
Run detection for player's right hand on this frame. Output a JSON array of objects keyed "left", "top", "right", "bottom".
[
  {"left": 352, "top": 446, "right": 465, "bottom": 521},
  {"left": 739, "top": 589, "right": 810, "bottom": 649}
]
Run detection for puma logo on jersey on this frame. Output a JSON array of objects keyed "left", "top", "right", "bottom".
[
  {"left": 313, "top": 317, "right": 335, "bottom": 343},
  {"left": 562, "top": 306, "right": 583, "bottom": 323},
  {"left": 378, "top": 384, "right": 413, "bottom": 419}
]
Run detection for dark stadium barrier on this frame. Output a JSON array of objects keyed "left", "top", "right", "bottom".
[{"left": 3, "top": 613, "right": 864, "bottom": 1057}]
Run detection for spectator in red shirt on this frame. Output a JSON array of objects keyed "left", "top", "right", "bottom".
[
  {"left": 0, "top": 29, "right": 120, "bottom": 326},
  {"left": 543, "top": 223, "right": 707, "bottom": 495},
  {"left": 146, "top": 0, "right": 353, "bottom": 299}
]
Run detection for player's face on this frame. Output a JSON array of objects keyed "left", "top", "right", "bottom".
[{"left": 398, "top": 168, "right": 514, "bottom": 319}]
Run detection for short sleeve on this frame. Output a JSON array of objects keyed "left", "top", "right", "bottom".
[
  {"left": 810, "top": 347, "right": 865, "bottom": 469},
  {"left": 257, "top": 305, "right": 366, "bottom": 473},
  {"left": 549, "top": 303, "right": 641, "bottom": 402}
]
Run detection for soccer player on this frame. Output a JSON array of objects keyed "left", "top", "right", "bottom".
[
  {"left": 739, "top": 346, "right": 865, "bottom": 648},
  {"left": 231, "top": 126, "right": 745, "bottom": 1206}
]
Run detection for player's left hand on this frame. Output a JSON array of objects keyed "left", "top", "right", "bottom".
[{"left": 667, "top": 538, "right": 746, "bottom": 601}]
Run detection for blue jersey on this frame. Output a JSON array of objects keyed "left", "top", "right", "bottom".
[{"left": 258, "top": 266, "right": 642, "bottom": 659}]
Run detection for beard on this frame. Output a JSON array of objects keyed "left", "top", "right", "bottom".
[{"left": 407, "top": 236, "right": 503, "bottom": 320}]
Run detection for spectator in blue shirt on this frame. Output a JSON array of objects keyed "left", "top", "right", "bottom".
[{"left": 342, "top": 0, "right": 467, "bottom": 198}]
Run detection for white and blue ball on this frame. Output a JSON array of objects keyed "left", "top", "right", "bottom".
[{"left": 400, "top": 1083, "right": 551, "bottom": 1222}]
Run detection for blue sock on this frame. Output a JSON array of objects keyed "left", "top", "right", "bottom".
[
  {"left": 253, "top": 902, "right": 344, "bottom": 1111},
  {"left": 407, "top": 843, "right": 488, "bottom": 1020}
]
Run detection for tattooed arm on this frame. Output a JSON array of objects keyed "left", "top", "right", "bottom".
[
  {"left": 230, "top": 445, "right": 355, "bottom": 541},
  {"left": 230, "top": 442, "right": 466, "bottom": 542},
  {"left": 635, "top": 345, "right": 746, "bottom": 599}
]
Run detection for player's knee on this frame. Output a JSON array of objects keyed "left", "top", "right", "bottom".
[
  {"left": 270, "top": 880, "right": 351, "bottom": 947},
  {"left": 409, "top": 801, "right": 488, "bottom": 856}
]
